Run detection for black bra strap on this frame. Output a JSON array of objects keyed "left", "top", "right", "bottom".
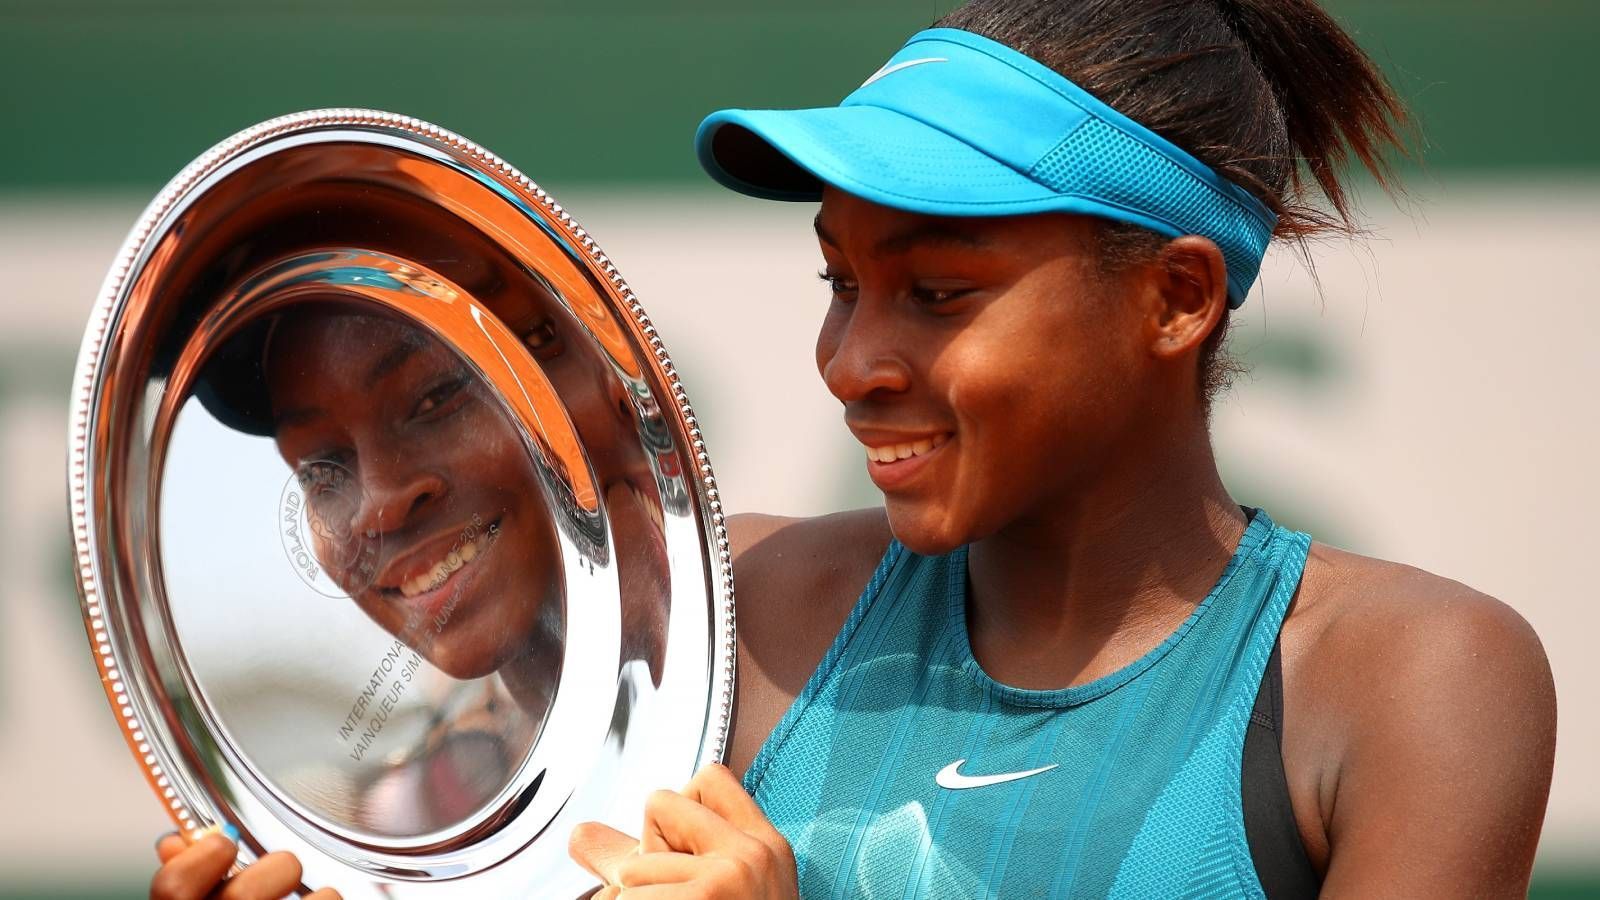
[{"left": 1242, "top": 641, "right": 1322, "bottom": 898}]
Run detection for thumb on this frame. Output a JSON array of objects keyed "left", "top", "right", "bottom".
[
  {"left": 155, "top": 831, "right": 187, "bottom": 864},
  {"left": 569, "top": 821, "right": 638, "bottom": 886}
]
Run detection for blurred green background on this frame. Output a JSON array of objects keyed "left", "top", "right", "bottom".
[
  {"left": 1, "top": 1, "right": 1595, "bottom": 896},
  {"left": 3, "top": 0, "right": 1598, "bottom": 191}
]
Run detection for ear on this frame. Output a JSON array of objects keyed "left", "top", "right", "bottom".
[{"left": 1144, "top": 235, "right": 1230, "bottom": 361}]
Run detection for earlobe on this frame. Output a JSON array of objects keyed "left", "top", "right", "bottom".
[{"left": 1149, "top": 236, "right": 1229, "bottom": 360}]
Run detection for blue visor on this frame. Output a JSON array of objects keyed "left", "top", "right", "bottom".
[{"left": 695, "top": 28, "right": 1278, "bottom": 306}]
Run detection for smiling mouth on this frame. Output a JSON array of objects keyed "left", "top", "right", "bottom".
[
  {"left": 863, "top": 433, "right": 951, "bottom": 464},
  {"left": 379, "top": 518, "right": 500, "bottom": 600}
]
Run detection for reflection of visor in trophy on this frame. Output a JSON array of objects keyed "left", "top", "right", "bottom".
[{"left": 193, "top": 312, "right": 381, "bottom": 599}]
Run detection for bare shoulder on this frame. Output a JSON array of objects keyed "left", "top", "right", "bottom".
[
  {"left": 1288, "top": 542, "right": 1552, "bottom": 686},
  {"left": 1283, "top": 542, "right": 1557, "bottom": 895},
  {"left": 726, "top": 508, "right": 893, "bottom": 661},
  {"left": 726, "top": 508, "right": 893, "bottom": 621},
  {"left": 722, "top": 509, "right": 892, "bottom": 776}
]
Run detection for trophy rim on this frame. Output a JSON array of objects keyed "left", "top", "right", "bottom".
[{"left": 65, "top": 108, "right": 736, "bottom": 885}]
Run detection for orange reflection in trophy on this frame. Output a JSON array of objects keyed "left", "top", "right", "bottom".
[{"left": 212, "top": 288, "right": 673, "bottom": 724}]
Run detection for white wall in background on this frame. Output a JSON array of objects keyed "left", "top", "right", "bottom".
[{"left": 0, "top": 183, "right": 1594, "bottom": 880}]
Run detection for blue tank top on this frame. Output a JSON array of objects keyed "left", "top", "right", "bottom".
[{"left": 744, "top": 509, "right": 1312, "bottom": 898}]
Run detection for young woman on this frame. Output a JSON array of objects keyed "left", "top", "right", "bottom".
[{"left": 151, "top": 1, "right": 1556, "bottom": 897}]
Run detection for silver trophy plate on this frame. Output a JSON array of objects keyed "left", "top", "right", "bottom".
[{"left": 66, "top": 109, "right": 735, "bottom": 896}]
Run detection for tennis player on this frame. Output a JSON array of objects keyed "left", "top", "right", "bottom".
[{"left": 151, "top": 1, "right": 1556, "bottom": 897}]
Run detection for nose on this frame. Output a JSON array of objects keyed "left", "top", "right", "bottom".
[
  {"left": 350, "top": 459, "right": 447, "bottom": 538},
  {"left": 817, "top": 297, "right": 912, "bottom": 404}
]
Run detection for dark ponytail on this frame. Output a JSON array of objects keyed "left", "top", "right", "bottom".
[
  {"left": 936, "top": 0, "right": 1410, "bottom": 238},
  {"left": 1208, "top": 0, "right": 1408, "bottom": 233},
  {"left": 935, "top": 0, "right": 1410, "bottom": 402}
]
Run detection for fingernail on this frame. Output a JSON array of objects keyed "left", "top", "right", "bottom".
[
  {"left": 221, "top": 823, "right": 240, "bottom": 842},
  {"left": 155, "top": 830, "right": 177, "bottom": 851}
]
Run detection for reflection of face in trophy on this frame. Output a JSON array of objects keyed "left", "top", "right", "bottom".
[
  {"left": 263, "top": 303, "right": 564, "bottom": 684},
  {"left": 494, "top": 293, "right": 673, "bottom": 685},
  {"left": 468, "top": 267, "right": 674, "bottom": 683},
  {"left": 253, "top": 291, "right": 670, "bottom": 695}
]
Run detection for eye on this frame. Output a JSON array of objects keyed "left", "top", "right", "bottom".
[
  {"left": 520, "top": 316, "right": 565, "bottom": 361},
  {"left": 817, "top": 270, "right": 858, "bottom": 302},
  {"left": 412, "top": 372, "right": 472, "bottom": 420},
  {"left": 910, "top": 283, "right": 973, "bottom": 307},
  {"left": 296, "top": 455, "right": 351, "bottom": 495}
]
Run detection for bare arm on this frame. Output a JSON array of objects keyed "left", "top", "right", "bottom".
[{"left": 1315, "top": 583, "right": 1556, "bottom": 898}]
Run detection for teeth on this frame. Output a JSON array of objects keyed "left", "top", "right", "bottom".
[
  {"left": 866, "top": 434, "right": 947, "bottom": 464},
  {"left": 397, "top": 530, "right": 493, "bottom": 598}
]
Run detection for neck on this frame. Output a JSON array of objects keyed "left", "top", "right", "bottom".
[{"left": 965, "top": 425, "right": 1246, "bottom": 689}]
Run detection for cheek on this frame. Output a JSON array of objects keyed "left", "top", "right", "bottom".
[
  {"left": 939, "top": 305, "right": 1087, "bottom": 427},
  {"left": 938, "top": 301, "right": 1133, "bottom": 482},
  {"left": 483, "top": 432, "right": 536, "bottom": 491},
  {"left": 442, "top": 408, "right": 535, "bottom": 487}
]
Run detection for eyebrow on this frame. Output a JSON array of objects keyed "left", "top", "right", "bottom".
[
  {"left": 814, "top": 213, "right": 994, "bottom": 257},
  {"left": 364, "top": 334, "right": 425, "bottom": 389},
  {"left": 271, "top": 334, "right": 426, "bottom": 431}
]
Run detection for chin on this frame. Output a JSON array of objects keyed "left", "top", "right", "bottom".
[
  {"left": 884, "top": 499, "right": 969, "bottom": 558},
  {"left": 421, "top": 637, "right": 505, "bottom": 682}
]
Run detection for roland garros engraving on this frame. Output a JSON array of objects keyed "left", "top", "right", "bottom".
[{"left": 278, "top": 461, "right": 381, "bottom": 599}]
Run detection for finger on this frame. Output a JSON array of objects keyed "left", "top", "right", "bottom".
[
  {"left": 155, "top": 831, "right": 187, "bottom": 864},
  {"left": 612, "top": 850, "right": 701, "bottom": 887},
  {"left": 682, "top": 765, "right": 769, "bottom": 834},
  {"left": 615, "top": 887, "right": 709, "bottom": 898},
  {"left": 640, "top": 789, "right": 760, "bottom": 858},
  {"left": 304, "top": 890, "right": 343, "bottom": 900},
  {"left": 638, "top": 809, "right": 672, "bottom": 856},
  {"left": 215, "top": 850, "right": 303, "bottom": 900},
  {"left": 682, "top": 765, "right": 791, "bottom": 863},
  {"left": 590, "top": 888, "right": 622, "bottom": 900},
  {"left": 570, "top": 821, "right": 640, "bottom": 884},
  {"left": 149, "top": 833, "right": 239, "bottom": 900}
]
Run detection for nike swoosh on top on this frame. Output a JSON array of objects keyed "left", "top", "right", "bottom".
[
  {"left": 935, "top": 759, "right": 1059, "bottom": 790},
  {"left": 860, "top": 57, "right": 949, "bottom": 88}
]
